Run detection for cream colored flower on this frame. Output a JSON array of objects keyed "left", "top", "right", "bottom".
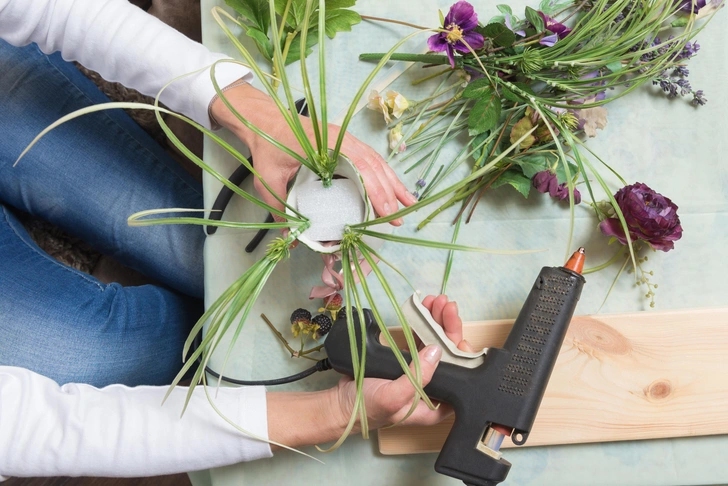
[
  {"left": 385, "top": 90, "right": 410, "bottom": 119},
  {"left": 457, "top": 69, "right": 471, "bottom": 87},
  {"left": 367, "top": 89, "right": 392, "bottom": 123},
  {"left": 389, "top": 123, "right": 406, "bottom": 154}
]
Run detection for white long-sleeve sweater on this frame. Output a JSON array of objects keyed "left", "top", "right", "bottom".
[
  {"left": 0, "top": 0, "right": 273, "bottom": 479},
  {"left": 0, "top": 0, "right": 252, "bottom": 128},
  {"left": 0, "top": 367, "right": 272, "bottom": 479}
]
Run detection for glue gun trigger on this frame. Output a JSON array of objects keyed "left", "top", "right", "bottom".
[{"left": 401, "top": 292, "right": 487, "bottom": 369}]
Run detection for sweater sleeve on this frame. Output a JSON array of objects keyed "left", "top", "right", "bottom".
[
  {"left": 0, "top": 366, "right": 272, "bottom": 480},
  {"left": 0, "top": 0, "right": 251, "bottom": 129}
]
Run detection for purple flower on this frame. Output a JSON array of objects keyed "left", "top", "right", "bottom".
[
  {"left": 539, "top": 33, "right": 559, "bottom": 47},
  {"left": 539, "top": 12, "right": 572, "bottom": 39},
  {"left": 678, "top": 0, "right": 706, "bottom": 13},
  {"left": 532, "top": 170, "right": 582, "bottom": 204},
  {"left": 428, "top": 1, "right": 485, "bottom": 68},
  {"left": 599, "top": 183, "right": 683, "bottom": 252},
  {"left": 692, "top": 89, "right": 707, "bottom": 106},
  {"left": 505, "top": 13, "right": 526, "bottom": 36}
]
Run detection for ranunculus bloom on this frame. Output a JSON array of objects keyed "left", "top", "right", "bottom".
[
  {"left": 532, "top": 170, "right": 581, "bottom": 204},
  {"left": 428, "top": 1, "right": 485, "bottom": 68},
  {"left": 599, "top": 183, "right": 683, "bottom": 252}
]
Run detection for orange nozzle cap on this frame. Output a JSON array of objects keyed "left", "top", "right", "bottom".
[{"left": 564, "top": 247, "right": 586, "bottom": 274}]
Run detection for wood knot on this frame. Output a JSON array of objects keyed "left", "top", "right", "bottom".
[
  {"left": 569, "top": 317, "right": 632, "bottom": 355},
  {"left": 645, "top": 379, "right": 672, "bottom": 401}
]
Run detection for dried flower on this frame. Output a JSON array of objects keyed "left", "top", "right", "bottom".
[
  {"left": 692, "top": 89, "right": 707, "bottom": 105},
  {"left": 388, "top": 123, "right": 406, "bottom": 153},
  {"left": 385, "top": 90, "right": 410, "bottom": 118},
  {"left": 416, "top": 179, "right": 427, "bottom": 188},
  {"left": 367, "top": 89, "right": 391, "bottom": 123},
  {"left": 599, "top": 183, "right": 683, "bottom": 252},
  {"left": 367, "top": 90, "right": 410, "bottom": 124},
  {"left": 428, "top": 1, "right": 485, "bottom": 68}
]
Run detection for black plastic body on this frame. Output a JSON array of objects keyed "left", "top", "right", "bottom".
[{"left": 324, "top": 266, "right": 585, "bottom": 486}]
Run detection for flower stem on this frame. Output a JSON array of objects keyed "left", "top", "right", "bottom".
[
  {"left": 412, "top": 67, "right": 454, "bottom": 86},
  {"left": 360, "top": 14, "right": 430, "bottom": 31},
  {"left": 582, "top": 248, "right": 626, "bottom": 275}
]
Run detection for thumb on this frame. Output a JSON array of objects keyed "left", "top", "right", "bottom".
[{"left": 384, "top": 345, "right": 442, "bottom": 406}]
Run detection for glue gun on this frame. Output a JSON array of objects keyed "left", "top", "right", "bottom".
[{"left": 324, "top": 249, "right": 586, "bottom": 486}]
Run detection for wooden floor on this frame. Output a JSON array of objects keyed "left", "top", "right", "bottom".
[{"left": 3, "top": 476, "right": 191, "bottom": 486}]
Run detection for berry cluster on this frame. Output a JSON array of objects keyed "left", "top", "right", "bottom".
[{"left": 289, "top": 293, "right": 341, "bottom": 340}]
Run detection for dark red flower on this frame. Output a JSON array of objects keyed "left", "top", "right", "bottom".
[
  {"left": 599, "top": 183, "right": 683, "bottom": 252},
  {"left": 532, "top": 170, "right": 581, "bottom": 204}
]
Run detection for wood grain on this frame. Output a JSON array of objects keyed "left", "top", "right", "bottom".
[{"left": 378, "top": 307, "right": 728, "bottom": 455}]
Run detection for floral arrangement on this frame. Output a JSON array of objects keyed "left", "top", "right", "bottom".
[
  {"left": 17, "top": 0, "right": 720, "bottom": 453},
  {"left": 361, "top": 0, "right": 719, "bottom": 306}
]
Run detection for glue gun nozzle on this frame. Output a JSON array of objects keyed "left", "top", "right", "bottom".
[{"left": 564, "top": 247, "right": 586, "bottom": 274}]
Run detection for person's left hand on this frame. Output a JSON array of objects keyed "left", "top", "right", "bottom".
[{"left": 210, "top": 82, "right": 417, "bottom": 227}]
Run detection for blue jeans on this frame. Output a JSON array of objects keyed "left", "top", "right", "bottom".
[{"left": 0, "top": 41, "right": 205, "bottom": 387}]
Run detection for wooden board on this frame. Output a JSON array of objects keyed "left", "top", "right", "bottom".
[{"left": 378, "top": 307, "right": 728, "bottom": 455}]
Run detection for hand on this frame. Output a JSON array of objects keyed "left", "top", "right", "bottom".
[
  {"left": 266, "top": 295, "right": 473, "bottom": 450},
  {"left": 332, "top": 294, "right": 474, "bottom": 432},
  {"left": 210, "top": 82, "right": 417, "bottom": 226}
]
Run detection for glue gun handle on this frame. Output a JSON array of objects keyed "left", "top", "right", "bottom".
[{"left": 324, "top": 308, "right": 466, "bottom": 403}]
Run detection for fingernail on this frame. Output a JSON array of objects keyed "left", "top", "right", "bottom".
[
  {"left": 406, "top": 192, "right": 418, "bottom": 203},
  {"left": 460, "top": 339, "right": 474, "bottom": 353},
  {"left": 383, "top": 202, "right": 392, "bottom": 215},
  {"left": 424, "top": 345, "right": 442, "bottom": 364},
  {"left": 393, "top": 217, "right": 404, "bottom": 226},
  {"left": 453, "top": 301, "right": 458, "bottom": 314}
]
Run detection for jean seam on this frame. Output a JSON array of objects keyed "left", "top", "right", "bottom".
[
  {"left": 36, "top": 47, "right": 203, "bottom": 198},
  {"left": 2, "top": 207, "right": 105, "bottom": 292}
]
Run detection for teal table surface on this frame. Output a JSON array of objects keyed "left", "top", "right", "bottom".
[{"left": 196, "top": 1, "right": 728, "bottom": 484}]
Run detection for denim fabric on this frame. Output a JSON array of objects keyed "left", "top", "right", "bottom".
[{"left": 0, "top": 41, "right": 206, "bottom": 387}]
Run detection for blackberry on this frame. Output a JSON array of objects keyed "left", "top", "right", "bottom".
[
  {"left": 312, "top": 314, "right": 333, "bottom": 338},
  {"left": 290, "top": 308, "right": 312, "bottom": 325}
]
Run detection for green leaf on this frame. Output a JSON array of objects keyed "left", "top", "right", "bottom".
[
  {"left": 555, "top": 159, "right": 579, "bottom": 184},
  {"left": 323, "top": 8, "right": 361, "bottom": 38},
  {"left": 606, "top": 60, "right": 622, "bottom": 73},
  {"left": 325, "top": 0, "right": 356, "bottom": 9},
  {"left": 538, "top": 0, "right": 573, "bottom": 15},
  {"left": 245, "top": 26, "right": 273, "bottom": 60},
  {"left": 462, "top": 78, "right": 493, "bottom": 99},
  {"left": 482, "top": 22, "right": 516, "bottom": 48},
  {"left": 468, "top": 89, "right": 502, "bottom": 135},
  {"left": 525, "top": 6, "right": 545, "bottom": 32},
  {"left": 226, "top": 0, "right": 270, "bottom": 32},
  {"left": 502, "top": 81, "right": 535, "bottom": 102},
  {"left": 671, "top": 17, "right": 689, "bottom": 27},
  {"left": 487, "top": 15, "right": 506, "bottom": 24},
  {"left": 497, "top": 4, "right": 513, "bottom": 15},
  {"left": 284, "top": 29, "right": 317, "bottom": 64},
  {"left": 471, "top": 132, "right": 491, "bottom": 161},
  {"left": 512, "top": 154, "right": 549, "bottom": 177},
  {"left": 491, "top": 169, "right": 532, "bottom": 197}
]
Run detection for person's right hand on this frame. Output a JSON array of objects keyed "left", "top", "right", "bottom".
[
  {"left": 266, "top": 294, "right": 473, "bottom": 450},
  {"left": 331, "top": 294, "right": 474, "bottom": 433}
]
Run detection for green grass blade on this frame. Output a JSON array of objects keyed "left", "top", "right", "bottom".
[
  {"left": 128, "top": 208, "right": 300, "bottom": 229},
  {"left": 356, "top": 229, "right": 544, "bottom": 255},
  {"left": 441, "top": 215, "right": 462, "bottom": 294},
  {"left": 351, "top": 249, "right": 433, "bottom": 409},
  {"left": 350, "top": 125, "right": 537, "bottom": 227}
]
